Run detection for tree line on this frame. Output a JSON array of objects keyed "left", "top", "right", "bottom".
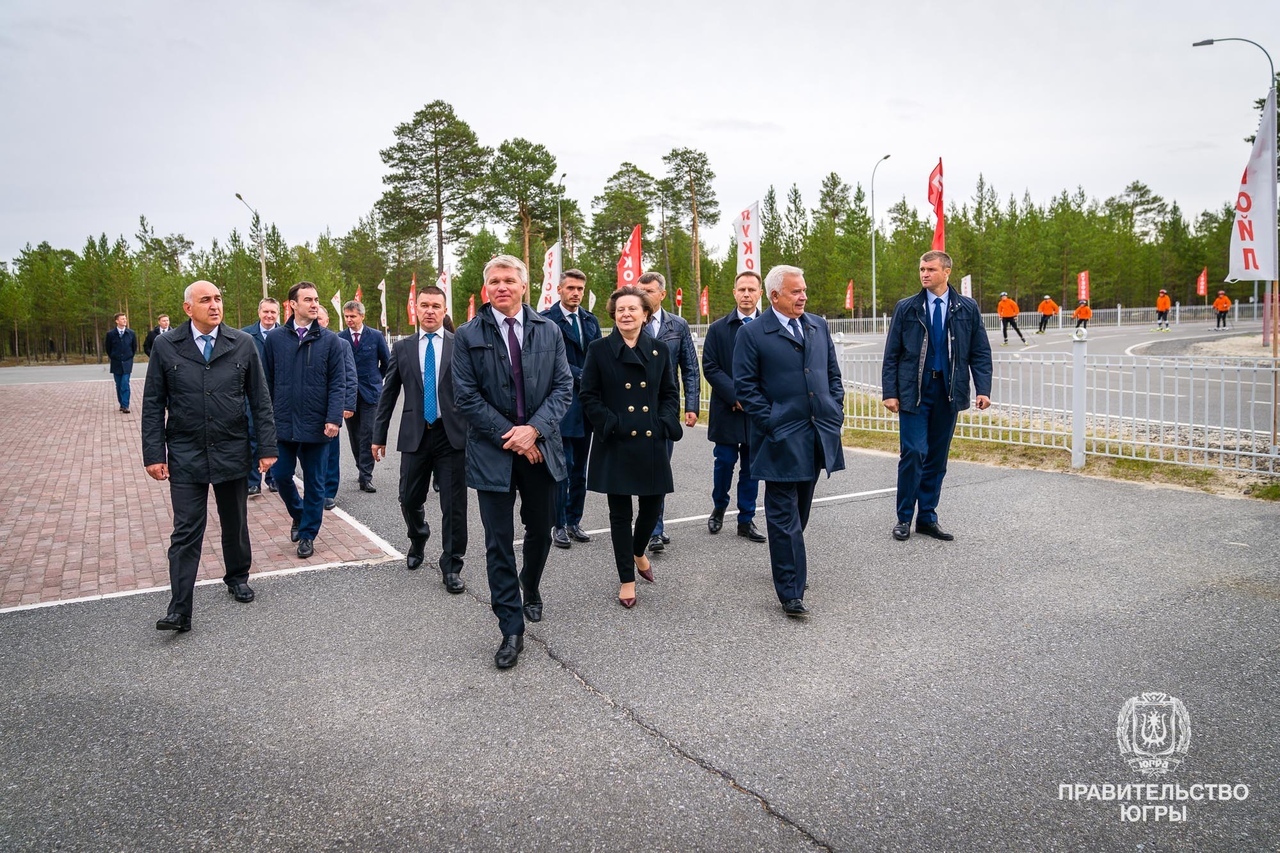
[{"left": 0, "top": 98, "right": 1255, "bottom": 360}]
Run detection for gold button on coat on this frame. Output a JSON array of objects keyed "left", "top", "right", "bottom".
[
  {"left": 631, "top": 430, "right": 637, "bottom": 436},
  {"left": 642, "top": 406, "right": 649, "bottom": 412},
  {"left": 640, "top": 381, "right": 647, "bottom": 388},
  {"left": 625, "top": 382, "right": 631, "bottom": 389},
  {"left": 628, "top": 406, "right": 634, "bottom": 412},
  {"left": 645, "top": 430, "right": 652, "bottom": 437}
]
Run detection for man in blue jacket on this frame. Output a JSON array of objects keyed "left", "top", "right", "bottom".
[
  {"left": 263, "top": 282, "right": 348, "bottom": 559},
  {"left": 104, "top": 313, "right": 137, "bottom": 413},
  {"left": 453, "top": 255, "right": 573, "bottom": 669},
  {"left": 701, "top": 270, "right": 765, "bottom": 542},
  {"left": 317, "top": 306, "right": 357, "bottom": 511},
  {"left": 882, "top": 250, "right": 993, "bottom": 543},
  {"left": 540, "top": 269, "right": 601, "bottom": 549},
  {"left": 734, "top": 265, "right": 845, "bottom": 619},
  {"left": 636, "top": 272, "right": 700, "bottom": 553},
  {"left": 338, "top": 299, "right": 391, "bottom": 493},
  {"left": 242, "top": 297, "right": 281, "bottom": 496}
]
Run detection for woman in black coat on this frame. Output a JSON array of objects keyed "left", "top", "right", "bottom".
[{"left": 579, "top": 286, "right": 683, "bottom": 608}]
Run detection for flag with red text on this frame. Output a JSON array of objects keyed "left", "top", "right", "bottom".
[
  {"left": 733, "top": 202, "right": 760, "bottom": 275},
  {"left": 616, "top": 225, "right": 641, "bottom": 289},
  {"left": 408, "top": 273, "right": 417, "bottom": 326},
  {"left": 1228, "top": 87, "right": 1278, "bottom": 281},
  {"left": 928, "top": 159, "right": 945, "bottom": 251}
]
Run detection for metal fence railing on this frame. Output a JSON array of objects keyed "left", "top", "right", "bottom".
[{"left": 695, "top": 341, "right": 1279, "bottom": 476}]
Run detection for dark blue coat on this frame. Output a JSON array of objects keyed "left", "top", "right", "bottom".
[
  {"left": 452, "top": 305, "right": 573, "bottom": 491},
  {"left": 337, "top": 327, "right": 391, "bottom": 405},
  {"left": 882, "top": 286, "right": 992, "bottom": 413},
  {"left": 702, "top": 310, "right": 759, "bottom": 445},
  {"left": 240, "top": 321, "right": 279, "bottom": 361},
  {"left": 105, "top": 327, "right": 136, "bottom": 375},
  {"left": 262, "top": 318, "right": 348, "bottom": 444},
  {"left": 733, "top": 310, "right": 845, "bottom": 483},
  {"left": 650, "top": 309, "right": 700, "bottom": 414},
  {"left": 540, "top": 302, "right": 602, "bottom": 438}
]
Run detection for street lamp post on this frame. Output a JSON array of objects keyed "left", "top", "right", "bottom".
[
  {"left": 1193, "top": 37, "right": 1279, "bottom": 450},
  {"left": 235, "top": 193, "right": 270, "bottom": 299},
  {"left": 870, "top": 154, "right": 890, "bottom": 334}
]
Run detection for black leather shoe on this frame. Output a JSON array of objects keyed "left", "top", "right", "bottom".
[
  {"left": 567, "top": 525, "right": 591, "bottom": 543},
  {"left": 916, "top": 521, "right": 955, "bottom": 541},
  {"left": 523, "top": 600, "right": 543, "bottom": 623},
  {"left": 227, "top": 583, "right": 255, "bottom": 603},
  {"left": 359, "top": 481, "right": 377, "bottom": 493},
  {"left": 324, "top": 498, "right": 337, "bottom": 511},
  {"left": 297, "top": 539, "right": 314, "bottom": 558},
  {"left": 892, "top": 522, "right": 911, "bottom": 541},
  {"left": 707, "top": 508, "right": 724, "bottom": 534},
  {"left": 737, "top": 521, "right": 766, "bottom": 542},
  {"left": 495, "top": 635, "right": 524, "bottom": 669},
  {"left": 247, "top": 485, "right": 261, "bottom": 497},
  {"left": 156, "top": 612, "right": 191, "bottom": 632},
  {"left": 660, "top": 533, "right": 670, "bottom": 545},
  {"left": 290, "top": 521, "right": 300, "bottom": 543},
  {"left": 647, "top": 535, "right": 664, "bottom": 553},
  {"left": 406, "top": 539, "right": 425, "bottom": 571},
  {"left": 267, "top": 481, "right": 278, "bottom": 493},
  {"left": 782, "top": 599, "right": 810, "bottom": 618},
  {"left": 443, "top": 572, "right": 465, "bottom": 594},
  {"left": 552, "top": 527, "right": 571, "bottom": 549}
]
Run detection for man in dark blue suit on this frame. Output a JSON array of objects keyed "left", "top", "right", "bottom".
[
  {"left": 636, "top": 272, "right": 700, "bottom": 553},
  {"left": 882, "top": 250, "right": 992, "bottom": 542},
  {"left": 701, "top": 270, "right": 765, "bottom": 542},
  {"left": 734, "top": 265, "right": 845, "bottom": 618},
  {"left": 104, "top": 313, "right": 137, "bottom": 413},
  {"left": 540, "top": 269, "right": 601, "bottom": 548},
  {"left": 242, "top": 297, "right": 281, "bottom": 496},
  {"left": 339, "top": 299, "right": 391, "bottom": 493}
]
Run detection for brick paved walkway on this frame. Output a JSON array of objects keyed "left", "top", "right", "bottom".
[{"left": 0, "top": 378, "right": 393, "bottom": 609}]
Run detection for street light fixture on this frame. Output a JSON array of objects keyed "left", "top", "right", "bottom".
[
  {"left": 870, "top": 154, "right": 890, "bottom": 333},
  {"left": 235, "top": 192, "right": 270, "bottom": 299},
  {"left": 1194, "top": 36, "right": 1279, "bottom": 450}
]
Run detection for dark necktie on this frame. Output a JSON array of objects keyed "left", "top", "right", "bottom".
[
  {"left": 422, "top": 333, "right": 437, "bottom": 423},
  {"left": 788, "top": 317, "right": 802, "bottom": 342},
  {"left": 296, "top": 326, "right": 307, "bottom": 341},
  {"left": 569, "top": 312, "right": 581, "bottom": 347},
  {"left": 505, "top": 317, "right": 526, "bottom": 424},
  {"left": 742, "top": 314, "right": 752, "bottom": 324},
  {"left": 199, "top": 334, "right": 213, "bottom": 362},
  {"left": 931, "top": 297, "right": 946, "bottom": 371},
  {"left": 353, "top": 331, "right": 361, "bottom": 349}
]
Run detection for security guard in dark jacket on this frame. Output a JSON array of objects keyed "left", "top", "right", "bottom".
[
  {"left": 882, "top": 250, "right": 992, "bottom": 543},
  {"left": 142, "top": 281, "right": 276, "bottom": 632}
]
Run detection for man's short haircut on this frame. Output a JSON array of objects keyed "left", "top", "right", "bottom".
[
  {"left": 607, "top": 286, "right": 654, "bottom": 321},
  {"left": 763, "top": 265, "right": 804, "bottom": 298},
  {"left": 113, "top": 312, "right": 127, "bottom": 322},
  {"left": 289, "top": 281, "right": 318, "bottom": 302},
  {"left": 920, "top": 250, "right": 953, "bottom": 269},
  {"left": 157, "top": 313, "right": 168, "bottom": 321},
  {"left": 258, "top": 297, "right": 279, "bottom": 308},
  {"left": 342, "top": 300, "right": 366, "bottom": 315},
  {"left": 560, "top": 268, "right": 587, "bottom": 285},
  {"left": 734, "top": 270, "right": 762, "bottom": 286},
  {"left": 482, "top": 254, "right": 528, "bottom": 285},
  {"left": 417, "top": 285, "right": 446, "bottom": 302},
  {"left": 637, "top": 271, "right": 666, "bottom": 290}
]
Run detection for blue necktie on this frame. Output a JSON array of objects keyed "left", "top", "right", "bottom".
[
  {"left": 199, "top": 334, "right": 213, "bottom": 362},
  {"left": 569, "top": 312, "right": 581, "bottom": 347},
  {"left": 788, "top": 317, "right": 802, "bottom": 342},
  {"left": 742, "top": 315, "right": 753, "bottom": 324},
  {"left": 423, "top": 333, "right": 438, "bottom": 423},
  {"left": 931, "top": 298, "right": 946, "bottom": 371}
]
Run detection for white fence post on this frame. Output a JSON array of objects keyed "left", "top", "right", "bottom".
[
  {"left": 1072, "top": 332, "right": 1087, "bottom": 468},
  {"left": 1175, "top": 301, "right": 1180, "bottom": 326},
  {"left": 1116, "top": 304, "right": 1122, "bottom": 326}
]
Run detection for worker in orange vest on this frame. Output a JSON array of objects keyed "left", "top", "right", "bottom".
[
  {"left": 1155, "top": 289, "right": 1172, "bottom": 332},
  {"left": 996, "top": 292, "right": 1027, "bottom": 346},
  {"left": 1036, "top": 294, "right": 1058, "bottom": 334},
  {"left": 1073, "top": 299, "right": 1092, "bottom": 330},
  {"left": 1213, "top": 290, "right": 1231, "bottom": 329}
]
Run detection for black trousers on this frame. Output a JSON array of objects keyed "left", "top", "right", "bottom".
[
  {"left": 346, "top": 397, "right": 378, "bottom": 484},
  {"left": 166, "top": 479, "right": 251, "bottom": 617},
  {"left": 475, "top": 456, "right": 556, "bottom": 637},
  {"left": 606, "top": 493, "right": 663, "bottom": 583},
  {"left": 1001, "top": 317, "right": 1024, "bottom": 341},
  {"left": 1216, "top": 310, "right": 1228, "bottom": 328},
  {"left": 1037, "top": 314, "right": 1051, "bottom": 333},
  {"left": 400, "top": 426, "right": 467, "bottom": 576},
  {"left": 763, "top": 434, "right": 823, "bottom": 603}
]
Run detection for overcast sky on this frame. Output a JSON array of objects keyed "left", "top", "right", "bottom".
[{"left": 2, "top": 0, "right": 1278, "bottom": 267}]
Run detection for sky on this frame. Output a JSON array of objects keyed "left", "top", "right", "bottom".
[{"left": 2, "top": 0, "right": 1278, "bottom": 267}]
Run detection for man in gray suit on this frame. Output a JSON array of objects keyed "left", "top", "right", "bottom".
[
  {"left": 452, "top": 255, "right": 573, "bottom": 669},
  {"left": 373, "top": 285, "right": 468, "bottom": 593},
  {"left": 636, "top": 272, "right": 700, "bottom": 553}
]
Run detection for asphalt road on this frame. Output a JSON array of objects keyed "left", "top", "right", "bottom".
[{"left": 2, "top": 410, "right": 1277, "bottom": 850}]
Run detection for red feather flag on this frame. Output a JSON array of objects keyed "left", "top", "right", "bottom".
[{"left": 928, "top": 159, "right": 945, "bottom": 251}]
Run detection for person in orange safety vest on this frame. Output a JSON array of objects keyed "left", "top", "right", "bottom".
[
  {"left": 1155, "top": 289, "right": 1172, "bottom": 332},
  {"left": 1213, "top": 290, "right": 1231, "bottom": 330},
  {"left": 1036, "top": 295, "right": 1058, "bottom": 334},
  {"left": 1073, "top": 300, "right": 1092, "bottom": 329},
  {"left": 996, "top": 292, "right": 1027, "bottom": 346}
]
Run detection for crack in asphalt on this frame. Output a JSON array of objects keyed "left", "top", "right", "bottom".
[{"left": 530, "top": 635, "right": 835, "bottom": 852}]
